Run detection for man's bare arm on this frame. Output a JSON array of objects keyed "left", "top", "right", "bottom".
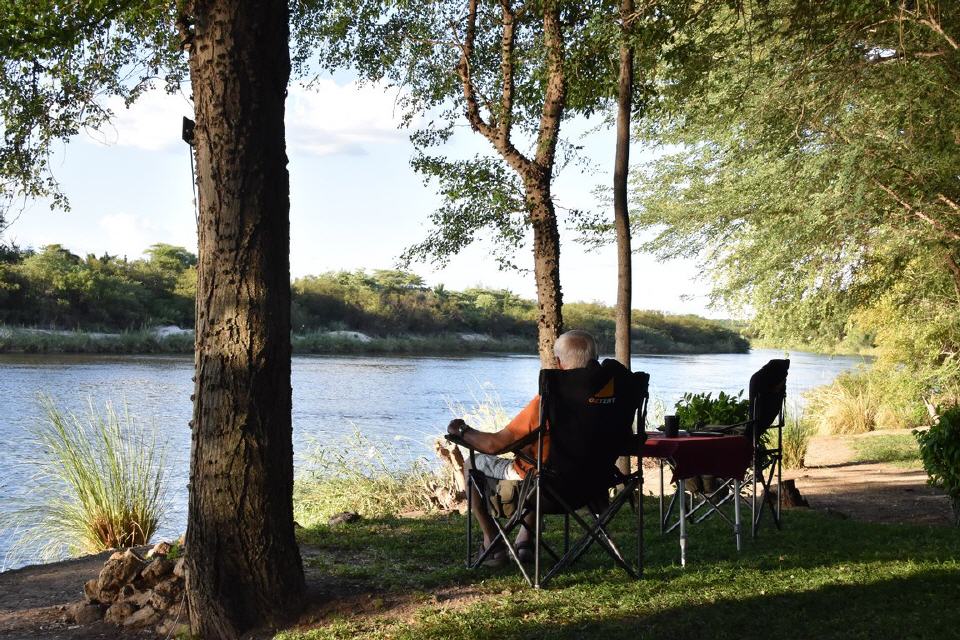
[{"left": 447, "top": 419, "right": 516, "bottom": 454}]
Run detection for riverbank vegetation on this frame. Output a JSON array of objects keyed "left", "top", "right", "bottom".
[
  {"left": 626, "top": 3, "right": 959, "bottom": 436},
  {"left": 0, "top": 243, "right": 748, "bottom": 355},
  {"left": 2, "top": 399, "right": 168, "bottom": 563}
]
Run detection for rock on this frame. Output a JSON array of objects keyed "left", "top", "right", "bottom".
[
  {"left": 173, "top": 557, "right": 187, "bottom": 578},
  {"left": 328, "top": 511, "right": 361, "bottom": 526},
  {"left": 150, "top": 577, "right": 184, "bottom": 611},
  {"left": 104, "top": 601, "right": 137, "bottom": 625},
  {"left": 146, "top": 541, "right": 172, "bottom": 559},
  {"left": 139, "top": 557, "right": 174, "bottom": 586},
  {"left": 97, "top": 549, "right": 145, "bottom": 601},
  {"left": 118, "top": 584, "right": 152, "bottom": 608},
  {"left": 83, "top": 578, "right": 100, "bottom": 604},
  {"left": 69, "top": 602, "right": 105, "bottom": 625},
  {"left": 324, "top": 330, "right": 372, "bottom": 343},
  {"left": 151, "top": 326, "right": 192, "bottom": 339},
  {"left": 123, "top": 604, "right": 160, "bottom": 628}
]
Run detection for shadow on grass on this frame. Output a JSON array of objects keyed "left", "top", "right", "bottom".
[
  {"left": 294, "top": 505, "right": 960, "bottom": 623},
  {"left": 400, "top": 567, "right": 960, "bottom": 640}
]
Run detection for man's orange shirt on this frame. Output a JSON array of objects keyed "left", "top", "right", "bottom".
[{"left": 504, "top": 396, "right": 548, "bottom": 477}]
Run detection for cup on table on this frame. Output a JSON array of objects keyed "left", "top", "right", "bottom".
[{"left": 664, "top": 414, "right": 680, "bottom": 438}]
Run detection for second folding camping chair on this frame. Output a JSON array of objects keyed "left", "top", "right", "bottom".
[
  {"left": 691, "top": 358, "right": 790, "bottom": 537},
  {"left": 447, "top": 359, "right": 649, "bottom": 588}
]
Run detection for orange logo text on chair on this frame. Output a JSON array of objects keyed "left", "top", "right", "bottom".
[{"left": 588, "top": 378, "right": 616, "bottom": 405}]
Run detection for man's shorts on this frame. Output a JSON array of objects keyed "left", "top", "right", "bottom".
[{"left": 472, "top": 452, "right": 523, "bottom": 481}]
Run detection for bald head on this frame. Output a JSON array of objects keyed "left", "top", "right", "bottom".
[{"left": 554, "top": 330, "right": 597, "bottom": 369}]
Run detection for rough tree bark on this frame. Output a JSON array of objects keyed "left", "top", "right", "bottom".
[
  {"left": 457, "top": 0, "right": 566, "bottom": 367},
  {"left": 184, "top": 1, "right": 305, "bottom": 637},
  {"left": 614, "top": 0, "right": 634, "bottom": 369}
]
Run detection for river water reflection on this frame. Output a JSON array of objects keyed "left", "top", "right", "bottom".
[{"left": 0, "top": 348, "right": 866, "bottom": 569}]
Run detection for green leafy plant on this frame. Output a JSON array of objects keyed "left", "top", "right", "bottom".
[
  {"left": 6, "top": 397, "right": 168, "bottom": 561},
  {"left": 915, "top": 405, "right": 960, "bottom": 526},
  {"left": 166, "top": 540, "right": 183, "bottom": 561},
  {"left": 674, "top": 391, "right": 749, "bottom": 429}
]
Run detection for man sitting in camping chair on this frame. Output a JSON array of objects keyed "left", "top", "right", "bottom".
[{"left": 446, "top": 330, "right": 600, "bottom": 566}]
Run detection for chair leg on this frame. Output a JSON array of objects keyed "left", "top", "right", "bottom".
[
  {"left": 638, "top": 477, "right": 644, "bottom": 577},
  {"left": 734, "top": 478, "right": 742, "bottom": 552},
  {"left": 678, "top": 480, "right": 687, "bottom": 568},
  {"left": 534, "top": 474, "right": 542, "bottom": 589},
  {"left": 466, "top": 472, "right": 474, "bottom": 567}
]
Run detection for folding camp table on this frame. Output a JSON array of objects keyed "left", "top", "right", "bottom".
[{"left": 642, "top": 432, "right": 752, "bottom": 567}]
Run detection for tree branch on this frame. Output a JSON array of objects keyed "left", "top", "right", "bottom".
[
  {"left": 534, "top": 0, "right": 566, "bottom": 172},
  {"left": 874, "top": 179, "right": 960, "bottom": 242},
  {"left": 498, "top": 0, "right": 516, "bottom": 146}
]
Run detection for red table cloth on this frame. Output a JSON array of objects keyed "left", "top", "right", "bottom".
[{"left": 641, "top": 434, "right": 752, "bottom": 482}]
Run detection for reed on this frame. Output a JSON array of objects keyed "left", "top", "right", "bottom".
[
  {"left": 294, "top": 430, "right": 451, "bottom": 527},
  {"left": 781, "top": 412, "right": 816, "bottom": 469},
  {"left": 5, "top": 398, "right": 168, "bottom": 563}
]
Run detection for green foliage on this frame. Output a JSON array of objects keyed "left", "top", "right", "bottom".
[
  {"left": 805, "top": 368, "right": 929, "bottom": 435},
  {"left": 851, "top": 434, "right": 922, "bottom": 468},
  {"left": 629, "top": 1, "right": 960, "bottom": 393},
  {"left": 915, "top": 406, "right": 960, "bottom": 505},
  {"left": 4, "top": 397, "right": 168, "bottom": 561},
  {"left": 674, "top": 390, "right": 748, "bottom": 429},
  {"left": 0, "top": 240, "right": 748, "bottom": 354},
  {"left": 166, "top": 540, "right": 183, "bottom": 561},
  {"left": 0, "top": 1, "right": 184, "bottom": 211},
  {"left": 0, "top": 243, "right": 196, "bottom": 330}
]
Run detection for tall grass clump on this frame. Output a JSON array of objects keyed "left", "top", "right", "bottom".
[
  {"left": 781, "top": 412, "right": 816, "bottom": 469},
  {"left": 805, "top": 367, "right": 928, "bottom": 435},
  {"left": 294, "top": 430, "right": 450, "bottom": 527},
  {"left": 446, "top": 386, "right": 511, "bottom": 433},
  {"left": 7, "top": 398, "right": 168, "bottom": 561}
]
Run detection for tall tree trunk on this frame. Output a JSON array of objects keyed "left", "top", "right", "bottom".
[
  {"left": 614, "top": 0, "right": 635, "bottom": 477},
  {"left": 185, "top": 1, "right": 305, "bottom": 637},
  {"left": 526, "top": 172, "right": 563, "bottom": 367},
  {"left": 614, "top": 0, "right": 634, "bottom": 369}
]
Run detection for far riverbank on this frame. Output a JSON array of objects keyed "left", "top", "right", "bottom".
[{"left": 0, "top": 326, "right": 750, "bottom": 356}]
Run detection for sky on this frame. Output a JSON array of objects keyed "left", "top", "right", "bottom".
[{"left": 2, "top": 76, "right": 722, "bottom": 317}]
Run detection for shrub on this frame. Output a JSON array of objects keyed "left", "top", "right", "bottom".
[
  {"left": 915, "top": 405, "right": 960, "bottom": 526},
  {"left": 782, "top": 414, "right": 816, "bottom": 469},
  {"left": 6, "top": 398, "right": 168, "bottom": 561},
  {"left": 674, "top": 390, "right": 749, "bottom": 429}
]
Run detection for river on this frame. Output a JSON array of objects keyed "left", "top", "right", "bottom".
[{"left": 0, "top": 348, "right": 866, "bottom": 570}]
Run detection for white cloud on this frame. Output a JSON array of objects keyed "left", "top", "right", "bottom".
[
  {"left": 84, "top": 79, "right": 409, "bottom": 157},
  {"left": 286, "top": 80, "right": 409, "bottom": 156},
  {"left": 91, "top": 90, "right": 194, "bottom": 152}
]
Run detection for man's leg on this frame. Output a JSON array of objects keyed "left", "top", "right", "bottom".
[{"left": 463, "top": 456, "right": 499, "bottom": 548}]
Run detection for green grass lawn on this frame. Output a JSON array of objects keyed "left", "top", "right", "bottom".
[
  {"left": 280, "top": 504, "right": 960, "bottom": 640},
  {"left": 850, "top": 433, "right": 923, "bottom": 468}
]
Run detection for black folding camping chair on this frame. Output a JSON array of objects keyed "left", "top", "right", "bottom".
[
  {"left": 447, "top": 359, "right": 649, "bottom": 588},
  {"left": 686, "top": 358, "right": 790, "bottom": 537}
]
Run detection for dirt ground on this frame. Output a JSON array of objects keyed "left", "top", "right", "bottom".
[{"left": 1, "top": 430, "right": 953, "bottom": 640}]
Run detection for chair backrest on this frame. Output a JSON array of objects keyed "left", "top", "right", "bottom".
[
  {"left": 747, "top": 358, "right": 790, "bottom": 439},
  {"left": 538, "top": 359, "right": 649, "bottom": 495}
]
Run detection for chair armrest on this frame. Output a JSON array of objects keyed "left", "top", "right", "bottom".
[
  {"left": 444, "top": 426, "right": 547, "bottom": 456},
  {"left": 700, "top": 419, "right": 752, "bottom": 434}
]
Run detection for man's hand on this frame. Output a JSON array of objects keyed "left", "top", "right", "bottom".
[{"left": 447, "top": 418, "right": 467, "bottom": 436}]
